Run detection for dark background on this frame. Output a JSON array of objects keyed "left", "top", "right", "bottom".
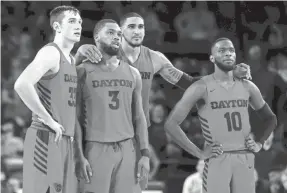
[{"left": 1, "top": 1, "right": 287, "bottom": 193}]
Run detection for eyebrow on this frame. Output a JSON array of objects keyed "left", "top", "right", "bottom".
[{"left": 68, "top": 18, "right": 82, "bottom": 22}]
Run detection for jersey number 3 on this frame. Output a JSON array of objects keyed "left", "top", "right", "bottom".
[
  {"left": 224, "top": 112, "right": 242, "bottom": 132},
  {"left": 109, "top": 91, "right": 120, "bottom": 110}
]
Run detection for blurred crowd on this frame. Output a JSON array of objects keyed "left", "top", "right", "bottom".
[{"left": 1, "top": 1, "right": 287, "bottom": 193}]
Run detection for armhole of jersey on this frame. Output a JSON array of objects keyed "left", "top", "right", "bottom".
[
  {"left": 146, "top": 47, "right": 155, "bottom": 75},
  {"left": 41, "top": 45, "right": 61, "bottom": 80},
  {"left": 196, "top": 77, "right": 209, "bottom": 112},
  {"left": 78, "top": 67, "right": 87, "bottom": 93},
  {"left": 126, "top": 62, "right": 137, "bottom": 89}
]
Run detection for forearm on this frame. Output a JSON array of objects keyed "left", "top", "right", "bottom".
[
  {"left": 74, "top": 119, "right": 85, "bottom": 160},
  {"left": 256, "top": 103, "right": 278, "bottom": 145},
  {"left": 175, "top": 73, "right": 202, "bottom": 90},
  {"left": 134, "top": 117, "right": 149, "bottom": 157},
  {"left": 14, "top": 83, "right": 53, "bottom": 123},
  {"left": 164, "top": 121, "right": 202, "bottom": 158}
]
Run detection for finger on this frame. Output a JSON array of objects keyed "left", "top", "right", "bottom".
[
  {"left": 212, "top": 149, "right": 223, "bottom": 156},
  {"left": 92, "top": 46, "right": 102, "bottom": 58},
  {"left": 57, "top": 131, "right": 62, "bottom": 145},
  {"left": 87, "top": 49, "right": 97, "bottom": 62},
  {"left": 54, "top": 131, "right": 60, "bottom": 143},
  {"left": 87, "top": 163, "right": 93, "bottom": 177},
  {"left": 83, "top": 168, "right": 90, "bottom": 183},
  {"left": 60, "top": 125, "right": 65, "bottom": 133}
]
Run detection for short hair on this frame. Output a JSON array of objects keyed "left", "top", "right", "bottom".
[
  {"left": 49, "top": 5, "right": 80, "bottom": 29},
  {"left": 210, "top": 37, "right": 233, "bottom": 53},
  {"left": 120, "top": 12, "right": 144, "bottom": 26},
  {"left": 93, "top": 19, "right": 118, "bottom": 38}
]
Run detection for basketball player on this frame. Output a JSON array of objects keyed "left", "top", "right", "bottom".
[
  {"left": 74, "top": 12, "right": 251, "bottom": 191},
  {"left": 75, "top": 19, "right": 149, "bottom": 193},
  {"left": 14, "top": 5, "right": 82, "bottom": 193},
  {"left": 164, "top": 38, "right": 277, "bottom": 193},
  {"left": 75, "top": 12, "right": 251, "bottom": 128}
]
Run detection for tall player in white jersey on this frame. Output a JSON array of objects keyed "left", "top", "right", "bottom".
[{"left": 165, "top": 38, "right": 277, "bottom": 193}]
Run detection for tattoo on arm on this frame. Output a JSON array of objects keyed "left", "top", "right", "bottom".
[{"left": 159, "top": 63, "right": 184, "bottom": 84}]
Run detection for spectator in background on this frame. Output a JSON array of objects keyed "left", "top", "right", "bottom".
[
  {"left": 5, "top": 178, "right": 22, "bottom": 193},
  {"left": 281, "top": 167, "right": 287, "bottom": 192},
  {"left": 268, "top": 167, "right": 286, "bottom": 193},
  {"left": 1, "top": 122, "right": 24, "bottom": 158},
  {"left": 182, "top": 159, "right": 205, "bottom": 193},
  {"left": 149, "top": 103, "right": 169, "bottom": 160},
  {"left": 174, "top": 1, "right": 218, "bottom": 42}
]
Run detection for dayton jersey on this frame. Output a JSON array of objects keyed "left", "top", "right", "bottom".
[
  {"left": 119, "top": 46, "right": 154, "bottom": 127},
  {"left": 78, "top": 61, "right": 136, "bottom": 142},
  {"left": 197, "top": 75, "right": 251, "bottom": 151},
  {"left": 31, "top": 43, "right": 77, "bottom": 137}
]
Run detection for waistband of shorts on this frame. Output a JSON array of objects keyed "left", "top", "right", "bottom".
[
  {"left": 223, "top": 149, "right": 254, "bottom": 154},
  {"left": 30, "top": 121, "right": 74, "bottom": 140},
  {"left": 85, "top": 138, "right": 132, "bottom": 145}
]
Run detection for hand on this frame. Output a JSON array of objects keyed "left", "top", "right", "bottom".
[
  {"left": 75, "top": 157, "right": 93, "bottom": 183},
  {"left": 233, "top": 63, "right": 252, "bottom": 80},
  {"left": 76, "top": 44, "right": 102, "bottom": 63},
  {"left": 200, "top": 142, "right": 223, "bottom": 160},
  {"left": 245, "top": 135, "right": 262, "bottom": 153},
  {"left": 137, "top": 156, "right": 150, "bottom": 190},
  {"left": 39, "top": 118, "right": 65, "bottom": 144}
]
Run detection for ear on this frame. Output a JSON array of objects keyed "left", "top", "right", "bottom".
[
  {"left": 52, "top": 22, "right": 61, "bottom": 33},
  {"left": 94, "top": 34, "right": 99, "bottom": 43},
  {"left": 210, "top": 55, "right": 215, "bottom": 63}
]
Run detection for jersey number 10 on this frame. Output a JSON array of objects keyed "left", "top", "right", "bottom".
[{"left": 224, "top": 112, "right": 242, "bottom": 131}]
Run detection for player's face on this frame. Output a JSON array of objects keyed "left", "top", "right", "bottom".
[
  {"left": 97, "top": 23, "right": 122, "bottom": 56},
  {"left": 121, "top": 17, "right": 145, "bottom": 47},
  {"left": 212, "top": 40, "right": 236, "bottom": 72},
  {"left": 59, "top": 11, "right": 82, "bottom": 42}
]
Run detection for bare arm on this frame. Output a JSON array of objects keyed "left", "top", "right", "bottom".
[
  {"left": 74, "top": 65, "right": 87, "bottom": 160},
  {"left": 245, "top": 80, "right": 277, "bottom": 145},
  {"left": 150, "top": 50, "right": 202, "bottom": 90},
  {"left": 131, "top": 66, "right": 149, "bottom": 157},
  {"left": 14, "top": 46, "right": 60, "bottom": 125},
  {"left": 164, "top": 80, "right": 207, "bottom": 158}
]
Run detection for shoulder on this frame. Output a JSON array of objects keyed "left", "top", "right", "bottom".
[
  {"left": 128, "top": 64, "right": 141, "bottom": 81},
  {"left": 36, "top": 45, "right": 60, "bottom": 61}
]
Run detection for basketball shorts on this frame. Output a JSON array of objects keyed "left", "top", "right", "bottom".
[
  {"left": 202, "top": 151, "right": 255, "bottom": 193},
  {"left": 23, "top": 127, "right": 77, "bottom": 193},
  {"left": 79, "top": 138, "right": 140, "bottom": 193}
]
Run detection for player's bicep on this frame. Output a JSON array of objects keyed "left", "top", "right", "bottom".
[
  {"left": 167, "top": 81, "right": 206, "bottom": 124},
  {"left": 246, "top": 80, "right": 265, "bottom": 110},
  {"left": 159, "top": 62, "right": 184, "bottom": 85},
  {"left": 15, "top": 46, "right": 60, "bottom": 87}
]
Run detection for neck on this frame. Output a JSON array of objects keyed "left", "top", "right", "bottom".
[
  {"left": 213, "top": 65, "right": 234, "bottom": 82},
  {"left": 53, "top": 35, "right": 74, "bottom": 56},
  {"left": 121, "top": 38, "right": 141, "bottom": 57},
  {"left": 98, "top": 47, "right": 119, "bottom": 65}
]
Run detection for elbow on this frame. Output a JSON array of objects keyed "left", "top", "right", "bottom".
[{"left": 14, "top": 79, "right": 23, "bottom": 93}]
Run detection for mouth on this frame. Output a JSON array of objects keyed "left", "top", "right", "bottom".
[
  {"left": 111, "top": 42, "right": 120, "bottom": 48},
  {"left": 133, "top": 37, "right": 141, "bottom": 40},
  {"left": 74, "top": 32, "right": 81, "bottom": 36},
  {"left": 224, "top": 59, "right": 234, "bottom": 63}
]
